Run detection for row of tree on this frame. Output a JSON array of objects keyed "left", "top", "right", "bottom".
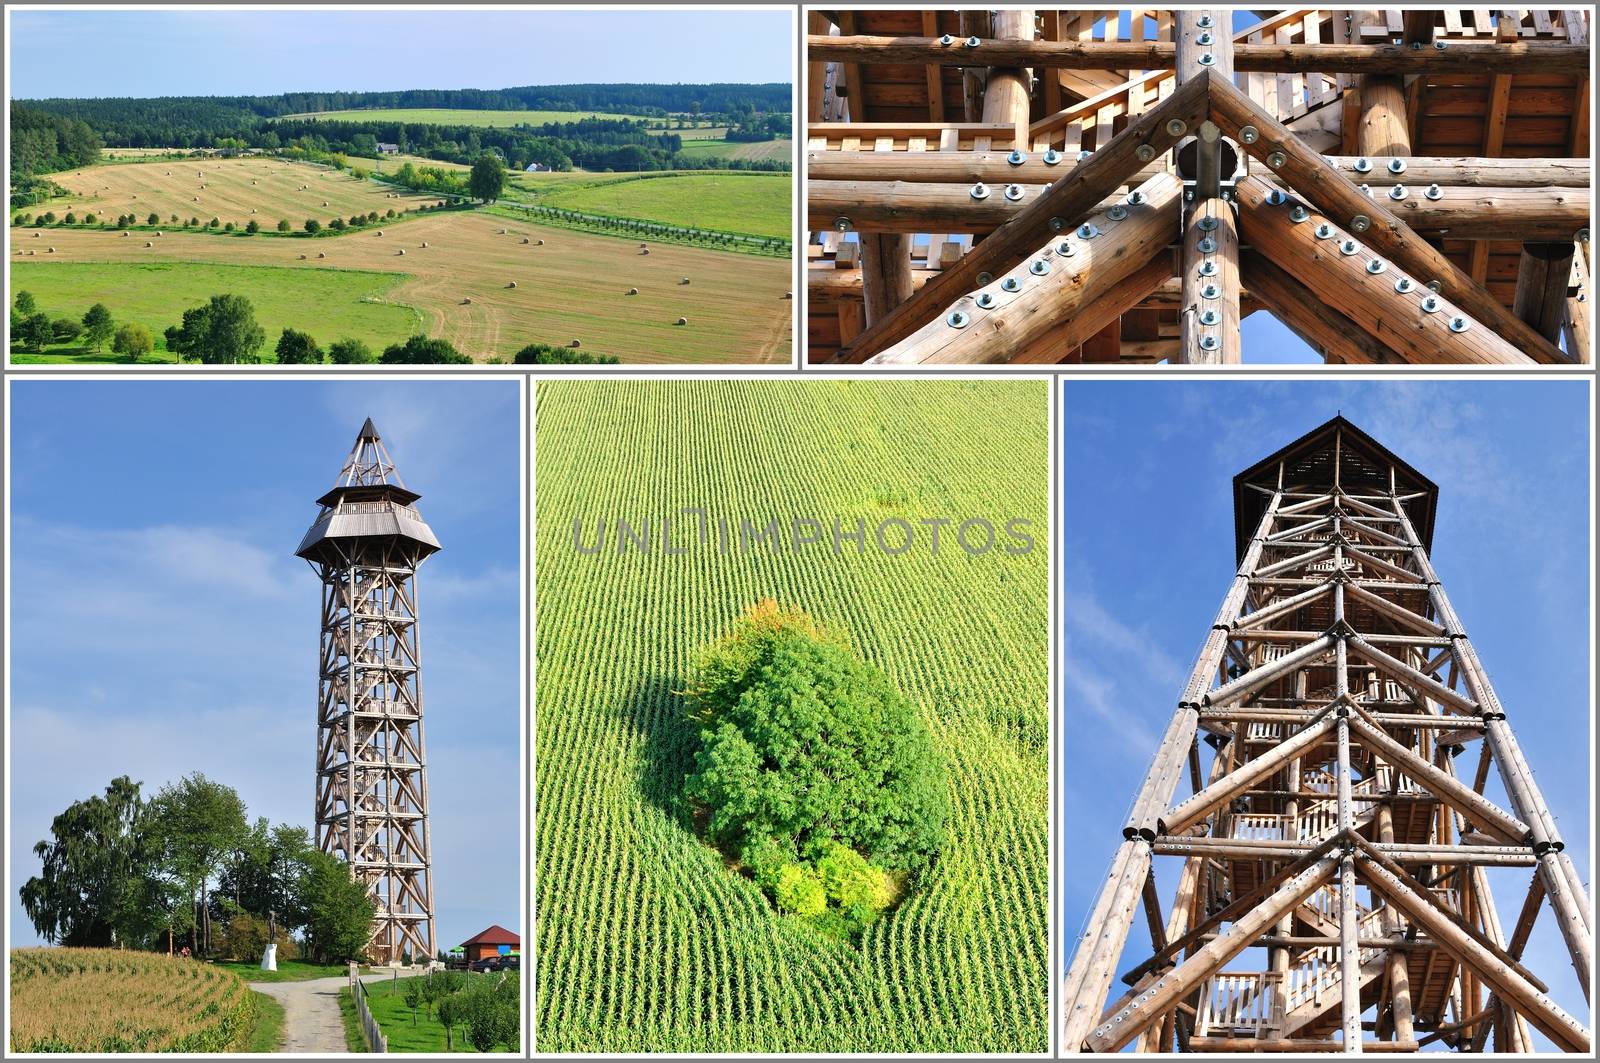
[
  {"left": 402, "top": 970, "right": 521, "bottom": 1051},
  {"left": 20, "top": 773, "right": 375, "bottom": 962},
  {"left": 11, "top": 291, "right": 151, "bottom": 358}
]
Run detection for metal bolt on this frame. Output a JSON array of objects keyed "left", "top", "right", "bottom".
[
  {"left": 1001, "top": 276, "right": 1022, "bottom": 292},
  {"left": 1078, "top": 222, "right": 1099, "bottom": 239},
  {"left": 1266, "top": 150, "right": 1287, "bottom": 169},
  {"left": 1426, "top": 279, "right": 1442, "bottom": 292},
  {"left": 965, "top": 35, "right": 980, "bottom": 48},
  {"left": 1340, "top": 239, "right": 1361, "bottom": 256},
  {"left": 1365, "top": 257, "right": 1387, "bottom": 275},
  {"left": 1578, "top": 228, "right": 1591, "bottom": 242},
  {"left": 1359, "top": 183, "right": 1373, "bottom": 197},
  {"left": 833, "top": 216, "right": 851, "bottom": 232},
  {"left": 1043, "top": 148, "right": 1063, "bottom": 165},
  {"left": 1135, "top": 143, "right": 1157, "bottom": 162},
  {"left": 1007, "top": 149, "right": 1027, "bottom": 166},
  {"left": 1106, "top": 204, "right": 1128, "bottom": 221},
  {"left": 1199, "top": 334, "right": 1220, "bottom": 351},
  {"left": 1197, "top": 14, "right": 1213, "bottom": 28},
  {"left": 1424, "top": 184, "right": 1443, "bottom": 201},
  {"left": 1289, "top": 206, "right": 1310, "bottom": 223},
  {"left": 1004, "top": 183, "right": 1025, "bottom": 201},
  {"left": 1433, "top": 39, "right": 1447, "bottom": 50},
  {"left": 1127, "top": 190, "right": 1145, "bottom": 205},
  {"left": 1197, "top": 236, "right": 1217, "bottom": 254},
  {"left": 939, "top": 33, "right": 954, "bottom": 46},
  {"left": 1394, "top": 277, "right": 1414, "bottom": 294},
  {"left": 1055, "top": 240, "right": 1074, "bottom": 256},
  {"left": 1199, "top": 309, "right": 1220, "bottom": 326},
  {"left": 1449, "top": 315, "right": 1470, "bottom": 332},
  {"left": 1198, "top": 215, "right": 1219, "bottom": 232},
  {"left": 1199, "top": 260, "right": 1218, "bottom": 277},
  {"left": 1388, "top": 158, "right": 1407, "bottom": 174},
  {"left": 1078, "top": 150, "right": 1093, "bottom": 161},
  {"left": 1267, "top": 189, "right": 1288, "bottom": 205},
  {"left": 975, "top": 292, "right": 996, "bottom": 309},
  {"left": 1199, "top": 52, "right": 1215, "bottom": 65},
  {"left": 1197, "top": 31, "right": 1213, "bottom": 45},
  {"left": 976, "top": 272, "right": 994, "bottom": 285},
  {"left": 1353, "top": 158, "right": 1372, "bottom": 174},
  {"left": 1350, "top": 214, "right": 1371, "bottom": 232},
  {"left": 1166, "top": 118, "right": 1188, "bottom": 137},
  {"left": 1315, "top": 223, "right": 1335, "bottom": 240},
  {"left": 1389, "top": 184, "right": 1409, "bottom": 201},
  {"left": 1410, "top": 40, "right": 1423, "bottom": 51},
  {"left": 970, "top": 182, "right": 990, "bottom": 200},
  {"left": 1239, "top": 125, "right": 1260, "bottom": 145},
  {"left": 1048, "top": 216, "right": 1065, "bottom": 233},
  {"left": 1029, "top": 258, "right": 1051, "bottom": 276},
  {"left": 1421, "top": 295, "right": 1441, "bottom": 313},
  {"left": 1201, "top": 283, "right": 1220, "bottom": 299},
  {"left": 947, "top": 310, "right": 970, "bottom": 328}
]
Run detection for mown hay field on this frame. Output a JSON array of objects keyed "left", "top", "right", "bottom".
[
  {"left": 528, "top": 171, "right": 791, "bottom": 240},
  {"left": 30, "top": 156, "right": 437, "bottom": 230},
  {"left": 674, "top": 137, "right": 794, "bottom": 164},
  {"left": 10, "top": 208, "right": 790, "bottom": 363},
  {"left": 9, "top": 948, "right": 257, "bottom": 1053},
  {"left": 534, "top": 380, "right": 1049, "bottom": 1052},
  {"left": 285, "top": 107, "right": 634, "bottom": 126}
]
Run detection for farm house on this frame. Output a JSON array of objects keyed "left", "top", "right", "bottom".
[
  {"left": 375, "top": 142, "right": 400, "bottom": 155},
  {"left": 805, "top": 8, "right": 1591, "bottom": 365},
  {"left": 460, "top": 924, "right": 520, "bottom": 963}
]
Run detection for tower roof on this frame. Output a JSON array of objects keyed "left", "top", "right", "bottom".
[
  {"left": 1232, "top": 415, "right": 1438, "bottom": 562},
  {"left": 296, "top": 419, "right": 440, "bottom": 564}
]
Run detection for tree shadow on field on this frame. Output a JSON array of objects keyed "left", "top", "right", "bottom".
[{"left": 624, "top": 673, "right": 703, "bottom": 834}]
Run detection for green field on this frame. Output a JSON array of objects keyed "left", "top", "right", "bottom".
[
  {"left": 674, "top": 137, "right": 793, "bottom": 164},
  {"left": 534, "top": 380, "right": 1049, "bottom": 1052},
  {"left": 8, "top": 261, "right": 421, "bottom": 362},
  {"left": 529, "top": 172, "right": 790, "bottom": 240},
  {"left": 222, "top": 959, "right": 355, "bottom": 983},
  {"left": 287, "top": 107, "right": 634, "bottom": 127},
  {"left": 247, "top": 991, "right": 286, "bottom": 1052},
  {"left": 342, "top": 974, "right": 517, "bottom": 1053}
]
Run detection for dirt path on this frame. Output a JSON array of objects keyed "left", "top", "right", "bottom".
[{"left": 250, "top": 972, "right": 391, "bottom": 1053}]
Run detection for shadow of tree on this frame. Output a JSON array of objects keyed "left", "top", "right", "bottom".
[{"left": 623, "top": 672, "right": 702, "bottom": 833}]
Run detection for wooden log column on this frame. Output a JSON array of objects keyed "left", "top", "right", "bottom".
[
  {"left": 1174, "top": 11, "right": 1239, "bottom": 363},
  {"left": 858, "top": 233, "right": 913, "bottom": 325},
  {"left": 981, "top": 9, "right": 1034, "bottom": 148},
  {"left": 1513, "top": 243, "right": 1578, "bottom": 345},
  {"left": 1356, "top": 75, "right": 1411, "bottom": 158}
]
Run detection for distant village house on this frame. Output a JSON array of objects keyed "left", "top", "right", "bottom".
[
  {"left": 460, "top": 924, "right": 520, "bottom": 962},
  {"left": 525, "top": 162, "right": 550, "bottom": 172},
  {"left": 376, "top": 143, "right": 400, "bottom": 155}
]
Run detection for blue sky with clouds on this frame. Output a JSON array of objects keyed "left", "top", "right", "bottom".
[
  {"left": 8, "top": 379, "right": 522, "bottom": 952},
  {"left": 8, "top": 9, "right": 792, "bottom": 98},
  {"left": 1061, "top": 378, "right": 1592, "bottom": 1045}
]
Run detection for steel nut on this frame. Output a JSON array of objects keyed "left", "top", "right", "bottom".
[
  {"left": 970, "top": 182, "right": 990, "bottom": 200},
  {"left": 1314, "top": 223, "right": 1335, "bottom": 240},
  {"left": 1394, "top": 277, "right": 1414, "bottom": 294},
  {"left": 1135, "top": 143, "right": 1156, "bottom": 162},
  {"left": 1365, "top": 258, "right": 1386, "bottom": 275},
  {"left": 1389, "top": 184, "right": 1408, "bottom": 201},
  {"left": 947, "top": 310, "right": 970, "bottom": 328},
  {"left": 1199, "top": 309, "right": 1220, "bottom": 326},
  {"left": 1043, "top": 148, "right": 1063, "bottom": 166},
  {"left": 1239, "top": 125, "right": 1259, "bottom": 144},
  {"left": 1106, "top": 204, "right": 1128, "bottom": 221},
  {"left": 1387, "top": 158, "right": 1407, "bottom": 174},
  {"left": 1029, "top": 258, "right": 1051, "bottom": 276},
  {"left": 1353, "top": 158, "right": 1372, "bottom": 174},
  {"left": 1001, "top": 276, "right": 1022, "bottom": 292},
  {"left": 1266, "top": 150, "right": 1287, "bottom": 169},
  {"left": 1340, "top": 239, "right": 1361, "bottom": 256},
  {"left": 975, "top": 292, "right": 996, "bottom": 309},
  {"left": 1197, "top": 236, "right": 1217, "bottom": 254},
  {"left": 1289, "top": 206, "right": 1310, "bottom": 223},
  {"left": 1004, "top": 183, "right": 1025, "bottom": 201}
]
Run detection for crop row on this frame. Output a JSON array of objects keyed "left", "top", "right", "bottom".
[{"left": 497, "top": 203, "right": 791, "bottom": 258}]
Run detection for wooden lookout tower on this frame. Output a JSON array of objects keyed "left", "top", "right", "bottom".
[
  {"left": 806, "top": 9, "right": 1591, "bottom": 364},
  {"left": 297, "top": 419, "right": 440, "bottom": 965},
  {"left": 1061, "top": 417, "right": 1592, "bottom": 1053}
]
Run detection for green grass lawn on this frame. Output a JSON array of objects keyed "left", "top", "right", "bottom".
[
  {"left": 337, "top": 987, "right": 368, "bottom": 1052},
  {"left": 223, "top": 959, "right": 354, "bottom": 983},
  {"left": 529, "top": 171, "right": 790, "bottom": 240},
  {"left": 674, "top": 137, "right": 793, "bottom": 164},
  {"left": 357, "top": 974, "right": 512, "bottom": 1053},
  {"left": 244, "top": 991, "right": 285, "bottom": 1052},
  {"left": 286, "top": 107, "right": 634, "bottom": 127},
  {"left": 8, "top": 261, "right": 422, "bottom": 363}
]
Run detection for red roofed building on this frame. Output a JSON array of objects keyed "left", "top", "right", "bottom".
[{"left": 460, "top": 924, "right": 520, "bottom": 963}]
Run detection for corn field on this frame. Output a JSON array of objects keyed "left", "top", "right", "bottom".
[
  {"left": 9, "top": 948, "right": 256, "bottom": 1053},
  {"left": 534, "top": 380, "right": 1049, "bottom": 1052}
]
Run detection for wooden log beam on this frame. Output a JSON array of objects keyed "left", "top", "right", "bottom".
[
  {"left": 1210, "top": 71, "right": 1571, "bottom": 363},
  {"left": 1513, "top": 243, "right": 1577, "bottom": 345},
  {"left": 1013, "top": 251, "right": 1175, "bottom": 365},
  {"left": 808, "top": 265, "right": 936, "bottom": 309},
  {"left": 1235, "top": 177, "right": 1535, "bottom": 365},
  {"left": 833, "top": 73, "right": 1209, "bottom": 362},
  {"left": 864, "top": 174, "right": 1182, "bottom": 365},
  {"left": 858, "top": 233, "right": 913, "bottom": 325},
  {"left": 804, "top": 35, "right": 1593, "bottom": 75},
  {"left": 816, "top": 178, "right": 1587, "bottom": 240},
  {"left": 809, "top": 150, "right": 1590, "bottom": 188},
  {"left": 1178, "top": 196, "right": 1239, "bottom": 362},
  {"left": 1241, "top": 251, "right": 1398, "bottom": 364},
  {"left": 1346, "top": 716, "right": 1528, "bottom": 844},
  {"left": 982, "top": 9, "right": 1033, "bottom": 148},
  {"left": 1188, "top": 1037, "right": 1419, "bottom": 1052},
  {"left": 1402, "top": 11, "right": 1436, "bottom": 45},
  {"left": 1161, "top": 713, "right": 1335, "bottom": 835},
  {"left": 1356, "top": 75, "right": 1412, "bottom": 158}
]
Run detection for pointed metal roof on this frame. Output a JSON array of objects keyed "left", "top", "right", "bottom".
[
  {"left": 295, "top": 420, "right": 440, "bottom": 564},
  {"left": 1232, "top": 415, "right": 1438, "bottom": 561}
]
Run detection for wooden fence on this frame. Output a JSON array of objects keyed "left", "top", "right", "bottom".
[{"left": 350, "top": 964, "right": 388, "bottom": 1053}]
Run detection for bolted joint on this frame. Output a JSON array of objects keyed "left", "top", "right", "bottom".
[
  {"left": 964, "top": 35, "right": 980, "bottom": 48},
  {"left": 1533, "top": 839, "right": 1565, "bottom": 856},
  {"left": 1265, "top": 150, "right": 1287, "bottom": 169},
  {"left": 1042, "top": 148, "right": 1063, "bottom": 166},
  {"left": 1004, "top": 183, "right": 1025, "bottom": 202},
  {"left": 1135, "top": 143, "right": 1157, "bottom": 163},
  {"left": 939, "top": 33, "right": 954, "bottom": 46},
  {"left": 1481, "top": 711, "right": 1507, "bottom": 721},
  {"left": 1007, "top": 149, "right": 1027, "bottom": 166},
  {"left": 1350, "top": 214, "right": 1371, "bottom": 233},
  {"left": 946, "top": 309, "right": 970, "bottom": 328},
  {"left": 970, "top": 181, "right": 990, "bottom": 200},
  {"left": 1166, "top": 118, "right": 1188, "bottom": 137},
  {"left": 833, "top": 216, "right": 852, "bottom": 232},
  {"left": 1106, "top": 204, "right": 1129, "bottom": 221}
]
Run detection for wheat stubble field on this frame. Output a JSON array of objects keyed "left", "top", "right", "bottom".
[
  {"left": 12, "top": 160, "right": 791, "bottom": 362},
  {"left": 534, "top": 380, "right": 1049, "bottom": 1052}
]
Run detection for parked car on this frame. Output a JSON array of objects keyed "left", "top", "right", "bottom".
[
  {"left": 469, "top": 956, "right": 503, "bottom": 973},
  {"left": 499, "top": 954, "right": 520, "bottom": 971}
]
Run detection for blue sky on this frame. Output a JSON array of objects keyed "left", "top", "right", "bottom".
[
  {"left": 1062, "top": 379, "right": 1593, "bottom": 1046},
  {"left": 8, "top": 379, "right": 522, "bottom": 952},
  {"left": 8, "top": 9, "right": 791, "bottom": 98}
]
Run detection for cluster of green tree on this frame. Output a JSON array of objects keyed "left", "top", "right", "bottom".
[
  {"left": 10, "top": 291, "right": 153, "bottom": 359},
  {"left": 681, "top": 601, "right": 949, "bottom": 939},
  {"left": 10, "top": 104, "right": 103, "bottom": 177},
  {"left": 725, "top": 112, "right": 793, "bottom": 142},
  {"left": 400, "top": 970, "right": 520, "bottom": 1051},
  {"left": 512, "top": 343, "right": 619, "bottom": 365},
  {"left": 19, "top": 774, "right": 375, "bottom": 963}
]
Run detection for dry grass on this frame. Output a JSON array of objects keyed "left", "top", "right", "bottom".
[
  {"left": 11, "top": 210, "right": 791, "bottom": 363},
  {"left": 36, "top": 156, "right": 437, "bottom": 229}
]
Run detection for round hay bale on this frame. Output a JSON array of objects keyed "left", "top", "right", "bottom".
[
  {"left": 521, "top": 237, "right": 530, "bottom": 244},
  {"left": 499, "top": 228, "right": 508, "bottom": 235},
  {"left": 506, "top": 280, "right": 518, "bottom": 289},
  {"left": 627, "top": 287, "right": 639, "bottom": 295},
  {"left": 322, "top": 201, "right": 329, "bottom": 207},
  {"left": 421, "top": 241, "right": 428, "bottom": 248},
  {"left": 397, "top": 249, "right": 406, "bottom": 256},
  {"left": 639, "top": 242, "right": 648, "bottom": 249},
  {"left": 131, "top": 193, "right": 137, "bottom": 198},
  {"left": 675, "top": 316, "right": 688, "bottom": 326},
  {"left": 144, "top": 241, "right": 153, "bottom": 247},
  {"left": 27, "top": 249, "right": 35, "bottom": 255},
  {"left": 537, "top": 239, "right": 545, "bottom": 246},
  {"left": 640, "top": 248, "right": 650, "bottom": 256},
  {"left": 569, "top": 339, "right": 582, "bottom": 348},
  {"left": 193, "top": 197, "right": 199, "bottom": 202},
  {"left": 680, "top": 277, "right": 690, "bottom": 285},
  {"left": 33, "top": 232, "right": 40, "bottom": 238},
  {"left": 47, "top": 246, "right": 56, "bottom": 253},
  {"left": 783, "top": 291, "right": 793, "bottom": 300},
  {"left": 298, "top": 254, "right": 307, "bottom": 260},
  {"left": 155, "top": 231, "right": 162, "bottom": 237},
  {"left": 461, "top": 298, "right": 472, "bottom": 305},
  {"left": 376, "top": 230, "right": 384, "bottom": 236},
  {"left": 250, "top": 208, "right": 256, "bottom": 214},
  {"left": 317, "top": 252, "right": 326, "bottom": 259}
]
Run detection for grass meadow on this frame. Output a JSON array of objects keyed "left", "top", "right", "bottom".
[
  {"left": 534, "top": 380, "right": 1049, "bottom": 1052},
  {"left": 285, "top": 107, "right": 635, "bottom": 126},
  {"left": 527, "top": 171, "right": 790, "bottom": 240}
]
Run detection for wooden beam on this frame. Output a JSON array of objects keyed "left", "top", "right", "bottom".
[
  {"left": 865, "top": 174, "right": 1182, "bottom": 365},
  {"left": 1402, "top": 11, "right": 1436, "bottom": 45},
  {"left": 1020, "top": 251, "right": 1174, "bottom": 365},
  {"left": 959, "top": 11, "right": 989, "bottom": 122},
  {"left": 919, "top": 11, "right": 943, "bottom": 122},
  {"left": 808, "top": 265, "right": 936, "bottom": 309},
  {"left": 833, "top": 12, "right": 865, "bottom": 123},
  {"left": 858, "top": 233, "right": 913, "bottom": 326},
  {"left": 1235, "top": 178, "right": 1534, "bottom": 365},
  {"left": 1565, "top": 242, "right": 1592, "bottom": 361},
  {"left": 806, "top": 12, "right": 831, "bottom": 123},
  {"left": 833, "top": 72, "right": 1209, "bottom": 363},
  {"left": 1513, "top": 243, "right": 1577, "bottom": 344},
  {"left": 805, "top": 35, "right": 1593, "bottom": 76},
  {"left": 1210, "top": 72, "right": 1570, "bottom": 363},
  {"left": 1177, "top": 196, "right": 1239, "bottom": 362},
  {"left": 1242, "top": 250, "right": 1396, "bottom": 364},
  {"left": 982, "top": 9, "right": 1034, "bottom": 147},
  {"left": 1356, "top": 75, "right": 1411, "bottom": 157}
]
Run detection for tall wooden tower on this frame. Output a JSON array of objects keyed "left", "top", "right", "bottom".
[
  {"left": 297, "top": 419, "right": 440, "bottom": 964},
  {"left": 1062, "top": 417, "right": 1592, "bottom": 1053},
  {"left": 806, "top": 9, "right": 1590, "bottom": 365}
]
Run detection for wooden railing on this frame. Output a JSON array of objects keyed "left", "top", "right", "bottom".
[
  {"left": 1283, "top": 902, "right": 1391, "bottom": 1014},
  {"left": 1197, "top": 971, "right": 1276, "bottom": 1036}
]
